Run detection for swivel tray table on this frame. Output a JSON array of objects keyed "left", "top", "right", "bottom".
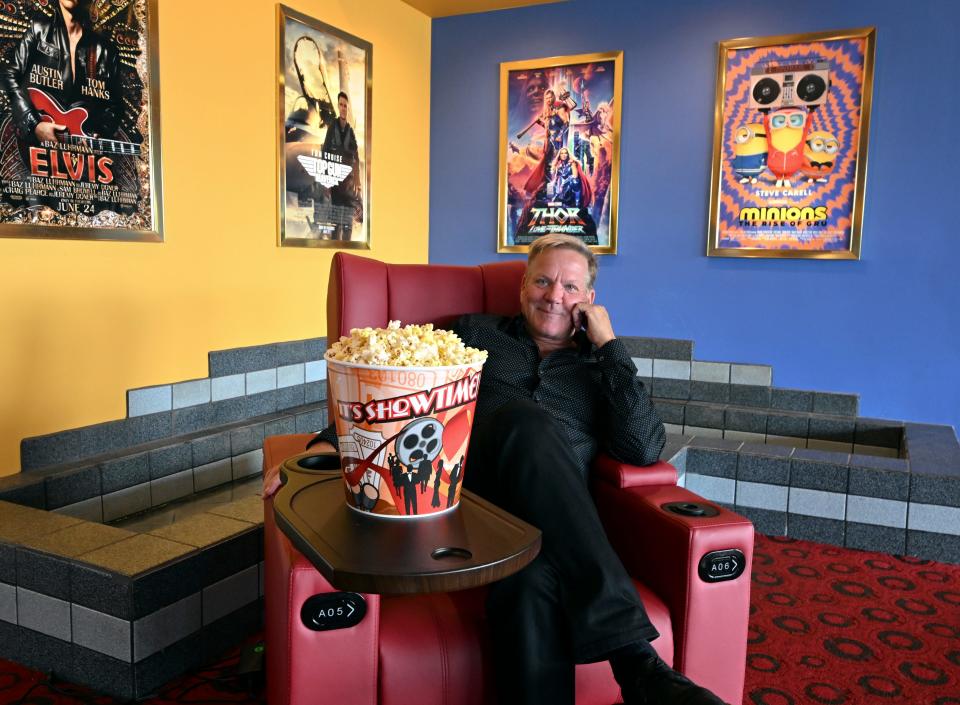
[{"left": 273, "top": 456, "right": 542, "bottom": 594}]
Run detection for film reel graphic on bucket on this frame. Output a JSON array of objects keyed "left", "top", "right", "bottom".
[{"left": 325, "top": 355, "right": 485, "bottom": 518}]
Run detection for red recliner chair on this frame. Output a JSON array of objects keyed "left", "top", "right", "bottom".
[{"left": 263, "top": 252, "right": 754, "bottom": 705}]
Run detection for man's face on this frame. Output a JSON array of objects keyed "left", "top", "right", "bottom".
[
  {"left": 338, "top": 96, "right": 349, "bottom": 120},
  {"left": 520, "top": 248, "right": 594, "bottom": 342}
]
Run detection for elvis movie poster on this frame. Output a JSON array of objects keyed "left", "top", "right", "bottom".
[
  {"left": 498, "top": 51, "right": 622, "bottom": 255},
  {"left": 707, "top": 28, "right": 876, "bottom": 259},
  {"left": 0, "top": 0, "right": 162, "bottom": 242},
  {"left": 278, "top": 5, "right": 371, "bottom": 249}
]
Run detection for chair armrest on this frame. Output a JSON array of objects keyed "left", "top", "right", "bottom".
[
  {"left": 264, "top": 500, "right": 382, "bottom": 705},
  {"left": 263, "top": 433, "right": 315, "bottom": 473},
  {"left": 263, "top": 436, "right": 381, "bottom": 705},
  {"left": 592, "top": 454, "right": 678, "bottom": 488},
  {"left": 591, "top": 480, "right": 753, "bottom": 705}
]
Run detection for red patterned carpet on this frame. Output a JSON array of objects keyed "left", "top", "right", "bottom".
[
  {"left": 745, "top": 535, "right": 959, "bottom": 705},
  {"left": 0, "top": 651, "right": 261, "bottom": 705},
  {"left": 1, "top": 534, "right": 957, "bottom": 705}
]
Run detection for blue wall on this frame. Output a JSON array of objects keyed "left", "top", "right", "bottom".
[{"left": 429, "top": 0, "right": 960, "bottom": 431}]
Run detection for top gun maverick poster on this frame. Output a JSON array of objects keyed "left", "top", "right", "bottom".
[
  {"left": 0, "top": 0, "right": 161, "bottom": 241},
  {"left": 707, "top": 28, "right": 876, "bottom": 259},
  {"left": 498, "top": 51, "right": 622, "bottom": 254},
  {"left": 278, "top": 5, "right": 371, "bottom": 249}
]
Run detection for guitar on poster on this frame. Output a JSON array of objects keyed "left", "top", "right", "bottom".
[{"left": 21, "top": 87, "right": 140, "bottom": 186}]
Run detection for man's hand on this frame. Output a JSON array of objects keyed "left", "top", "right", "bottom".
[
  {"left": 262, "top": 440, "right": 335, "bottom": 498},
  {"left": 34, "top": 121, "right": 66, "bottom": 144},
  {"left": 571, "top": 302, "right": 615, "bottom": 348}
]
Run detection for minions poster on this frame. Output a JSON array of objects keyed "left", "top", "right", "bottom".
[
  {"left": 497, "top": 51, "right": 622, "bottom": 255},
  {"left": 277, "top": 5, "right": 371, "bottom": 249},
  {"left": 707, "top": 28, "right": 876, "bottom": 259}
]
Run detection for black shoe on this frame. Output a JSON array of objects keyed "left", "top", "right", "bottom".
[{"left": 619, "top": 654, "right": 729, "bottom": 705}]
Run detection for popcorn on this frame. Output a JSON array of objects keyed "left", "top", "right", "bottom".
[{"left": 326, "top": 320, "right": 488, "bottom": 367}]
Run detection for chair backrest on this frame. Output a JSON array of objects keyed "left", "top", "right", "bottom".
[{"left": 326, "top": 252, "right": 526, "bottom": 341}]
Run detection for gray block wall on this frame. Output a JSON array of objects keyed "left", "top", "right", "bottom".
[
  {"left": 0, "top": 336, "right": 331, "bottom": 698},
  {"left": 631, "top": 334, "right": 960, "bottom": 565},
  {"left": 0, "top": 496, "right": 265, "bottom": 700}
]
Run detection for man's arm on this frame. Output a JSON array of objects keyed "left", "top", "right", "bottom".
[
  {"left": 450, "top": 313, "right": 473, "bottom": 341},
  {"left": 573, "top": 303, "right": 665, "bottom": 466},
  {"left": 309, "top": 422, "right": 340, "bottom": 452},
  {"left": 0, "top": 24, "right": 42, "bottom": 140},
  {"left": 321, "top": 122, "right": 333, "bottom": 154},
  {"left": 557, "top": 90, "right": 577, "bottom": 119},
  {"left": 99, "top": 41, "right": 123, "bottom": 137},
  {"left": 594, "top": 338, "right": 665, "bottom": 466}
]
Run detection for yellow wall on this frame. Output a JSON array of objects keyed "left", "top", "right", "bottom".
[{"left": 0, "top": 0, "right": 431, "bottom": 475}]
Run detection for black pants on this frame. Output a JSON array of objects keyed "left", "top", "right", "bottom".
[{"left": 463, "top": 400, "right": 658, "bottom": 705}]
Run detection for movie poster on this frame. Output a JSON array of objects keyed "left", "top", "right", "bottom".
[
  {"left": 498, "top": 52, "right": 622, "bottom": 254},
  {"left": 0, "top": 0, "right": 161, "bottom": 242},
  {"left": 278, "top": 5, "right": 371, "bottom": 249},
  {"left": 707, "top": 28, "right": 876, "bottom": 259}
]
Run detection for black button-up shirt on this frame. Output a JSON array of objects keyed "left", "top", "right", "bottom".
[{"left": 454, "top": 314, "right": 665, "bottom": 473}]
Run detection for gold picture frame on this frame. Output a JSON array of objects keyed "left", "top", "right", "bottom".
[
  {"left": 0, "top": 0, "right": 164, "bottom": 242},
  {"left": 497, "top": 51, "right": 622, "bottom": 255},
  {"left": 707, "top": 27, "right": 876, "bottom": 259},
  {"left": 277, "top": 4, "right": 372, "bottom": 249}
]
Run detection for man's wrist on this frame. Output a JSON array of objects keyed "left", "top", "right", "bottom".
[{"left": 595, "top": 337, "right": 632, "bottom": 365}]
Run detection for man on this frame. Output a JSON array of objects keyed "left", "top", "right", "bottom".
[
  {"left": 431, "top": 459, "right": 444, "bottom": 508},
  {"left": 446, "top": 456, "right": 462, "bottom": 509},
  {"left": 447, "top": 235, "right": 727, "bottom": 705},
  {"left": 263, "top": 235, "right": 727, "bottom": 705},
  {"left": 0, "top": 0, "right": 123, "bottom": 152},
  {"left": 321, "top": 91, "right": 362, "bottom": 240}
]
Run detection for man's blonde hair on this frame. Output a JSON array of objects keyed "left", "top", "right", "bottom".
[{"left": 526, "top": 234, "right": 598, "bottom": 290}]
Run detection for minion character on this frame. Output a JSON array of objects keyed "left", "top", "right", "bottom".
[
  {"left": 763, "top": 107, "right": 812, "bottom": 188},
  {"left": 801, "top": 131, "right": 839, "bottom": 183},
  {"left": 731, "top": 123, "right": 767, "bottom": 184}
]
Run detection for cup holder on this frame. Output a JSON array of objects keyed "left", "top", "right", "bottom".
[
  {"left": 291, "top": 453, "right": 341, "bottom": 473},
  {"left": 431, "top": 547, "right": 473, "bottom": 561},
  {"left": 662, "top": 501, "right": 719, "bottom": 518}
]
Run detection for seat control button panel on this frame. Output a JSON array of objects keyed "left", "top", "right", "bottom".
[
  {"left": 301, "top": 592, "right": 367, "bottom": 631},
  {"left": 698, "top": 549, "right": 746, "bottom": 582}
]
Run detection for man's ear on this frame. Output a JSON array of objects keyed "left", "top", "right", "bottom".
[{"left": 588, "top": 288, "right": 596, "bottom": 304}]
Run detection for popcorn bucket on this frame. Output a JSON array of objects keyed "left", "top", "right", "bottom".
[{"left": 324, "top": 353, "right": 484, "bottom": 518}]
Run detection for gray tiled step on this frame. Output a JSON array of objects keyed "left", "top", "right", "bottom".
[
  {"left": 22, "top": 377, "right": 328, "bottom": 472},
  {"left": 644, "top": 366, "right": 861, "bottom": 417},
  {"left": 651, "top": 397, "right": 904, "bottom": 452},
  {"left": 672, "top": 434, "right": 960, "bottom": 561},
  {"left": 3, "top": 581, "right": 264, "bottom": 700},
  {"left": 2, "top": 402, "right": 328, "bottom": 511}
]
